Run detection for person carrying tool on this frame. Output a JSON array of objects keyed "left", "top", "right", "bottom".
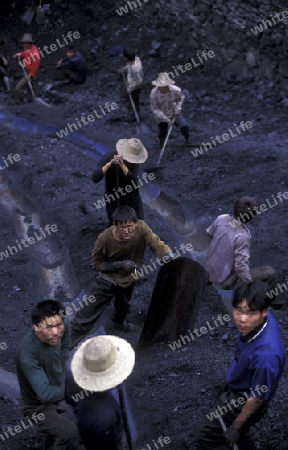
[
  {"left": 91, "top": 138, "right": 148, "bottom": 223},
  {"left": 195, "top": 280, "right": 285, "bottom": 449},
  {"left": 16, "top": 300, "right": 85, "bottom": 449},
  {"left": 0, "top": 38, "right": 10, "bottom": 91},
  {"left": 56, "top": 45, "right": 86, "bottom": 85},
  {"left": 70, "top": 205, "right": 173, "bottom": 347},
  {"left": 118, "top": 48, "right": 143, "bottom": 115},
  {"left": 150, "top": 72, "right": 192, "bottom": 147},
  {"left": 66, "top": 334, "right": 135, "bottom": 450},
  {"left": 205, "top": 196, "right": 276, "bottom": 290},
  {"left": 13, "top": 33, "right": 40, "bottom": 105}
]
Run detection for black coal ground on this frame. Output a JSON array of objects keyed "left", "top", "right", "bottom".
[{"left": 0, "top": 3, "right": 288, "bottom": 450}]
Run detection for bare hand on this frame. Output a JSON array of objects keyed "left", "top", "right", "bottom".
[
  {"left": 112, "top": 155, "right": 124, "bottom": 165},
  {"left": 13, "top": 53, "right": 21, "bottom": 59}
]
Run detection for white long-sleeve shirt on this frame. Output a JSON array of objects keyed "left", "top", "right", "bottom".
[
  {"left": 150, "top": 85, "right": 185, "bottom": 123},
  {"left": 125, "top": 57, "right": 143, "bottom": 94}
]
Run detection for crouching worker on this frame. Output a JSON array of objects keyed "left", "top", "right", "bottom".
[
  {"left": 70, "top": 205, "right": 173, "bottom": 348},
  {"left": 195, "top": 281, "right": 285, "bottom": 450},
  {"left": 16, "top": 300, "right": 84, "bottom": 449},
  {"left": 56, "top": 45, "right": 86, "bottom": 85},
  {"left": 66, "top": 335, "right": 135, "bottom": 450}
]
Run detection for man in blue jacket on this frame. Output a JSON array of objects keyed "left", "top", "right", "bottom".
[
  {"left": 56, "top": 45, "right": 86, "bottom": 84},
  {"left": 195, "top": 281, "right": 285, "bottom": 449}
]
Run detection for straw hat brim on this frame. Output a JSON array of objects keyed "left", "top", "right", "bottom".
[
  {"left": 71, "top": 335, "right": 135, "bottom": 392},
  {"left": 152, "top": 78, "right": 175, "bottom": 87},
  {"left": 116, "top": 139, "right": 148, "bottom": 164}
]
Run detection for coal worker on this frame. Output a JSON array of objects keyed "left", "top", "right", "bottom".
[
  {"left": 66, "top": 335, "right": 135, "bottom": 450},
  {"left": 56, "top": 45, "right": 86, "bottom": 84},
  {"left": 150, "top": 72, "right": 191, "bottom": 147},
  {"left": 16, "top": 300, "right": 84, "bottom": 450},
  {"left": 70, "top": 206, "right": 172, "bottom": 347},
  {"left": 205, "top": 196, "right": 276, "bottom": 290},
  {"left": 13, "top": 33, "right": 40, "bottom": 105},
  {"left": 0, "top": 38, "right": 10, "bottom": 91},
  {"left": 195, "top": 281, "right": 285, "bottom": 449},
  {"left": 91, "top": 138, "right": 148, "bottom": 223},
  {"left": 118, "top": 48, "right": 143, "bottom": 114}
]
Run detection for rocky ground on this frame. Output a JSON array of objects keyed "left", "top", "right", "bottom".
[{"left": 0, "top": 0, "right": 287, "bottom": 449}]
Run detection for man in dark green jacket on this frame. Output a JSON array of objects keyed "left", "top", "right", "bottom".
[{"left": 16, "top": 300, "right": 84, "bottom": 449}]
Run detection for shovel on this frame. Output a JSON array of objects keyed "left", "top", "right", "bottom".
[
  {"left": 217, "top": 415, "right": 239, "bottom": 450},
  {"left": 157, "top": 116, "right": 175, "bottom": 166},
  {"left": 18, "top": 57, "right": 51, "bottom": 107},
  {"left": 122, "top": 73, "right": 150, "bottom": 135}
]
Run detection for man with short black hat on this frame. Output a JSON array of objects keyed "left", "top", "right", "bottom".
[
  {"left": 150, "top": 72, "right": 191, "bottom": 147},
  {"left": 205, "top": 196, "right": 276, "bottom": 290},
  {"left": 13, "top": 33, "right": 40, "bottom": 104},
  {"left": 91, "top": 137, "right": 148, "bottom": 223},
  {"left": 66, "top": 334, "right": 135, "bottom": 450}
]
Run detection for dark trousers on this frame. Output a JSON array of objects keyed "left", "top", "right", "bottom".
[
  {"left": 70, "top": 275, "right": 134, "bottom": 346},
  {"left": 19, "top": 399, "right": 82, "bottom": 450},
  {"left": 15, "top": 75, "right": 35, "bottom": 104},
  {"left": 58, "top": 68, "right": 83, "bottom": 84},
  {"left": 130, "top": 88, "right": 140, "bottom": 113},
  {"left": 158, "top": 114, "right": 189, "bottom": 145},
  {"left": 122, "top": 87, "right": 141, "bottom": 113},
  {"left": 195, "top": 390, "right": 268, "bottom": 450},
  {"left": 76, "top": 394, "right": 124, "bottom": 450}
]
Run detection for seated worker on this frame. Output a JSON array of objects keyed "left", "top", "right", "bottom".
[
  {"left": 0, "top": 38, "right": 10, "bottom": 91},
  {"left": 195, "top": 281, "right": 285, "bottom": 449},
  {"left": 13, "top": 33, "right": 40, "bottom": 105},
  {"left": 70, "top": 205, "right": 173, "bottom": 347},
  {"left": 66, "top": 334, "right": 135, "bottom": 450},
  {"left": 205, "top": 196, "right": 276, "bottom": 290},
  {"left": 56, "top": 45, "right": 86, "bottom": 84},
  {"left": 118, "top": 48, "right": 143, "bottom": 115},
  {"left": 16, "top": 300, "right": 84, "bottom": 450},
  {"left": 91, "top": 138, "right": 148, "bottom": 223}
]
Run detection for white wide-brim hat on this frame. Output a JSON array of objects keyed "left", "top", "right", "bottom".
[
  {"left": 152, "top": 72, "right": 175, "bottom": 87},
  {"left": 116, "top": 138, "right": 148, "bottom": 164},
  {"left": 71, "top": 335, "right": 135, "bottom": 392}
]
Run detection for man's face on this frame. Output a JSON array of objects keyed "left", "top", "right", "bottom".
[
  {"left": 159, "top": 86, "right": 169, "bottom": 94},
  {"left": 114, "top": 220, "right": 137, "bottom": 242},
  {"left": 33, "top": 314, "right": 65, "bottom": 346},
  {"left": 66, "top": 51, "right": 74, "bottom": 59},
  {"left": 23, "top": 43, "right": 32, "bottom": 51},
  {"left": 233, "top": 299, "right": 267, "bottom": 336}
]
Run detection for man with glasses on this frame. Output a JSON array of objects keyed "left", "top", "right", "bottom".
[{"left": 70, "top": 206, "right": 172, "bottom": 347}]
